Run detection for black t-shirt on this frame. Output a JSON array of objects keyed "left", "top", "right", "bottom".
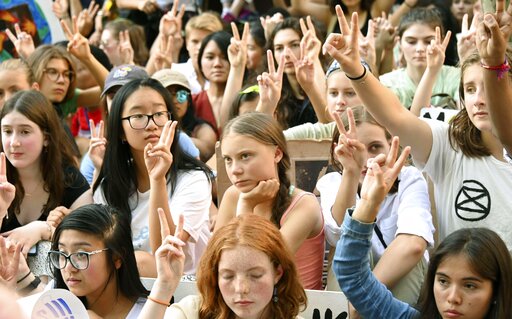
[{"left": 0, "top": 166, "right": 90, "bottom": 233}]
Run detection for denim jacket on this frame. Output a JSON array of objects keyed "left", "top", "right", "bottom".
[{"left": 333, "top": 213, "right": 420, "bottom": 319}]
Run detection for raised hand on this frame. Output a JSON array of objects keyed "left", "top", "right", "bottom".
[
  {"left": 145, "top": 121, "right": 176, "bottom": 181},
  {"left": 427, "top": 27, "right": 451, "bottom": 73},
  {"left": 358, "top": 19, "right": 376, "bottom": 71},
  {"left": 61, "top": 16, "right": 92, "bottom": 61},
  {"left": 332, "top": 108, "right": 367, "bottom": 176},
  {"left": 289, "top": 17, "right": 320, "bottom": 89},
  {"left": 153, "top": 34, "right": 175, "bottom": 70},
  {"left": 0, "top": 153, "right": 15, "bottom": 220},
  {"left": 228, "top": 22, "right": 249, "bottom": 68},
  {"left": 256, "top": 50, "right": 285, "bottom": 115},
  {"left": 457, "top": 13, "right": 478, "bottom": 61},
  {"left": 159, "top": 0, "right": 185, "bottom": 37},
  {"left": 495, "top": 0, "right": 512, "bottom": 41},
  {"left": 5, "top": 24, "right": 35, "bottom": 60},
  {"left": 89, "top": 120, "right": 106, "bottom": 170},
  {"left": 138, "top": 0, "right": 158, "bottom": 14},
  {"left": 299, "top": 16, "right": 322, "bottom": 61},
  {"left": 322, "top": 6, "right": 362, "bottom": 78},
  {"left": 359, "top": 137, "right": 410, "bottom": 215},
  {"left": 477, "top": 1, "right": 512, "bottom": 66},
  {"left": 52, "top": 0, "right": 70, "bottom": 20},
  {"left": 77, "top": 0, "right": 100, "bottom": 37},
  {"left": 154, "top": 208, "right": 185, "bottom": 288},
  {"left": 0, "top": 237, "right": 21, "bottom": 290},
  {"left": 374, "top": 12, "right": 397, "bottom": 52},
  {"left": 118, "top": 30, "right": 135, "bottom": 65},
  {"left": 260, "top": 12, "right": 284, "bottom": 40}
]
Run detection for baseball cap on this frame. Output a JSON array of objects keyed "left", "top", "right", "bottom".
[
  {"left": 101, "top": 64, "right": 148, "bottom": 97},
  {"left": 152, "top": 69, "right": 191, "bottom": 91}
]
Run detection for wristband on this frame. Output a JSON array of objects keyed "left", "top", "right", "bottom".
[
  {"left": 346, "top": 65, "right": 368, "bottom": 83},
  {"left": 481, "top": 59, "right": 510, "bottom": 80},
  {"left": 16, "top": 271, "right": 31, "bottom": 284},
  {"left": 147, "top": 296, "right": 170, "bottom": 307},
  {"left": 19, "top": 276, "right": 41, "bottom": 294}
]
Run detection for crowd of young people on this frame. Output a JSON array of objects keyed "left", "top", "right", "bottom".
[{"left": 0, "top": 0, "right": 511, "bottom": 318}]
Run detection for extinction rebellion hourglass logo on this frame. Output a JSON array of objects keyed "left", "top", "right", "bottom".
[{"left": 454, "top": 180, "right": 491, "bottom": 222}]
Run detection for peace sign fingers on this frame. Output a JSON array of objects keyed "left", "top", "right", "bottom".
[{"left": 161, "top": 120, "right": 177, "bottom": 149}]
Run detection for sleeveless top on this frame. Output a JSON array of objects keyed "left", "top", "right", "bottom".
[{"left": 280, "top": 191, "right": 325, "bottom": 290}]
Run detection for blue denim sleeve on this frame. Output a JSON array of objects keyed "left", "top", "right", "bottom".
[{"left": 333, "top": 212, "right": 420, "bottom": 319}]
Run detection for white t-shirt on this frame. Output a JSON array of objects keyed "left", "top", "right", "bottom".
[
  {"left": 94, "top": 170, "right": 211, "bottom": 274},
  {"left": 126, "top": 297, "right": 147, "bottom": 318},
  {"left": 172, "top": 60, "right": 209, "bottom": 95},
  {"left": 415, "top": 119, "right": 512, "bottom": 253},
  {"left": 316, "top": 166, "right": 434, "bottom": 262}
]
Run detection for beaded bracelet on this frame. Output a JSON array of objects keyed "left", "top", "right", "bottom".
[
  {"left": 147, "top": 296, "right": 170, "bottom": 307},
  {"left": 481, "top": 59, "right": 510, "bottom": 80}
]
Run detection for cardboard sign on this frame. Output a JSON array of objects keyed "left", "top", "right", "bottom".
[{"left": 17, "top": 289, "right": 88, "bottom": 319}]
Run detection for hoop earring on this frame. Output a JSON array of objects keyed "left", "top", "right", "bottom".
[{"left": 272, "top": 286, "right": 278, "bottom": 303}]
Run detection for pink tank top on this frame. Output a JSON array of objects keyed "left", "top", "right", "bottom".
[{"left": 280, "top": 191, "right": 325, "bottom": 290}]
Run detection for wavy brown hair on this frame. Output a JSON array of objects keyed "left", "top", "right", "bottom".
[
  {"left": 197, "top": 213, "right": 307, "bottom": 319},
  {"left": 222, "top": 112, "right": 291, "bottom": 226},
  {"left": 27, "top": 45, "right": 77, "bottom": 104},
  {"left": 448, "top": 51, "right": 512, "bottom": 157},
  {"left": 0, "top": 90, "right": 78, "bottom": 218}
]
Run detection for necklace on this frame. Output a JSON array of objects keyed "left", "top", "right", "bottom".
[{"left": 24, "top": 179, "right": 44, "bottom": 197}]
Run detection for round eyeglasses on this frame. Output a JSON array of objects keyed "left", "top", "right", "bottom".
[
  {"left": 121, "top": 111, "right": 171, "bottom": 130},
  {"left": 48, "top": 248, "right": 109, "bottom": 270},
  {"left": 43, "top": 68, "right": 75, "bottom": 82}
]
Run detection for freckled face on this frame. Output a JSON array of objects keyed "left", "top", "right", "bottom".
[{"left": 218, "top": 245, "right": 282, "bottom": 319}]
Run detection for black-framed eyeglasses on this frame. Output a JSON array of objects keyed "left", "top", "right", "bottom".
[
  {"left": 48, "top": 248, "right": 109, "bottom": 270},
  {"left": 43, "top": 68, "right": 75, "bottom": 82},
  {"left": 121, "top": 111, "right": 171, "bottom": 130}
]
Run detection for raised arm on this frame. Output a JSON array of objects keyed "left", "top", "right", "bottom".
[
  {"left": 146, "top": 121, "right": 185, "bottom": 253},
  {"left": 219, "top": 23, "right": 249, "bottom": 128},
  {"left": 476, "top": 0, "right": 512, "bottom": 154},
  {"left": 139, "top": 210, "right": 185, "bottom": 319},
  {"left": 323, "top": 7, "right": 433, "bottom": 166},
  {"left": 61, "top": 18, "right": 108, "bottom": 107},
  {"left": 410, "top": 28, "right": 451, "bottom": 116},
  {"left": 292, "top": 17, "right": 330, "bottom": 123},
  {"left": 334, "top": 138, "right": 417, "bottom": 319},
  {"left": 330, "top": 109, "right": 366, "bottom": 226}
]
